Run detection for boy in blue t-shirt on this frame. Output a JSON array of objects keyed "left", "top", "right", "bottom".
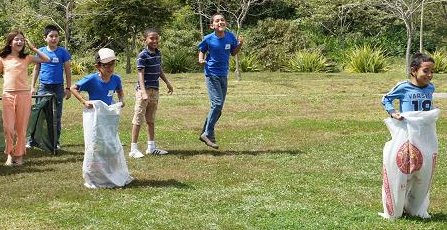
[
  {"left": 70, "top": 48, "right": 124, "bottom": 108},
  {"left": 380, "top": 52, "right": 436, "bottom": 219},
  {"left": 198, "top": 13, "right": 243, "bottom": 149},
  {"left": 28, "top": 24, "right": 72, "bottom": 149},
  {"left": 128, "top": 28, "right": 173, "bottom": 159},
  {"left": 382, "top": 52, "right": 435, "bottom": 119}
]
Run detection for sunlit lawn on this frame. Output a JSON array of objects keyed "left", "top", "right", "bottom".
[{"left": 1, "top": 71, "right": 447, "bottom": 229}]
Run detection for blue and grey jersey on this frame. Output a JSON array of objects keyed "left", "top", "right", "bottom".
[
  {"left": 136, "top": 48, "right": 162, "bottom": 89},
  {"left": 382, "top": 80, "right": 435, "bottom": 113}
]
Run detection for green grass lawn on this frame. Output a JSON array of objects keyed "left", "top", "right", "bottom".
[{"left": 1, "top": 71, "right": 447, "bottom": 229}]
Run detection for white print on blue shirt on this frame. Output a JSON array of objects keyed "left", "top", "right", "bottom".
[
  {"left": 225, "top": 44, "right": 231, "bottom": 50},
  {"left": 51, "top": 57, "right": 59, "bottom": 63},
  {"left": 107, "top": 90, "right": 114, "bottom": 97}
]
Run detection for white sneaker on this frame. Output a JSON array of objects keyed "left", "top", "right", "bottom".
[
  {"left": 146, "top": 148, "right": 168, "bottom": 155},
  {"left": 129, "top": 149, "right": 145, "bottom": 158}
]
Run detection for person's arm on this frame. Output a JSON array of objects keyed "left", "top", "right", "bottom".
[
  {"left": 64, "top": 61, "right": 72, "bottom": 99},
  {"left": 117, "top": 88, "right": 125, "bottom": 107},
  {"left": 198, "top": 51, "right": 206, "bottom": 64},
  {"left": 381, "top": 85, "right": 404, "bottom": 120},
  {"left": 70, "top": 85, "right": 93, "bottom": 109},
  {"left": 159, "top": 68, "right": 173, "bottom": 94},
  {"left": 26, "top": 39, "right": 50, "bottom": 63},
  {"left": 137, "top": 69, "right": 148, "bottom": 100},
  {"left": 231, "top": 36, "right": 244, "bottom": 56},
  {"left": 30, "top": 64, "right": 41, "bottom": 94}
]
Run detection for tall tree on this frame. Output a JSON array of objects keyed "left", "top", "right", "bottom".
[
  {"left": 378, "top": 0, "right": 446, "bottom": 74},
  {"left": 213, "top": 0, "right": 270, "bottom": 80},
  {"left": 74, "top": 0, "right": 173, "bottom": 73},
  {"left": 35, "top": 0, "right": 75, "bottom": 49}
]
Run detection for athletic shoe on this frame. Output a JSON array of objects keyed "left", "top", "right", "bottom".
[
  {"left": 200, "top": 134, "right": 219, "bottom": 149},
  {"left": 26, "top": 141, "right": 36, "bottom": 149},
  {"left": 146, "top": 148, "right": 168, "bottom": 155},
  {"left": 129, "top": 149, "right": 145, "bottom": 158}
]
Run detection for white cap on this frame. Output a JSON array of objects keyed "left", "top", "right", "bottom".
[{"left": 97, "top": 48, "right": 116, "bottom": 63}]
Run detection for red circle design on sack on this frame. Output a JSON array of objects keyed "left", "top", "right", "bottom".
[{"left": 396, "top": 141, "right": 423, "bottom": 174}]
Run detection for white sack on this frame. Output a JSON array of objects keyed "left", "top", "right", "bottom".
[
  {"left": 380, "top": 108, "right": 439, "bottom": 219},
  {"left": 82, "top": 100, "right": 133, "bottom": 189}
]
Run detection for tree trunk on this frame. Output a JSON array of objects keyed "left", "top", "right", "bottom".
[
  {"left": 405, "top": 27, "right": 413, "bottom": 76},
  {"left": 235, "top": 54, "right": 241, "bottom": 81},
  {"left": 420, "top": 0, "right": 425, "bottom": 52},
  {"left": 198, "top": 0, "right": 204, "bottom": 38}
]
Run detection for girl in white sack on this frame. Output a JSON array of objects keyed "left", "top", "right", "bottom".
[{"left": 380, "top": 52, "right": 437, "bottom": 219}]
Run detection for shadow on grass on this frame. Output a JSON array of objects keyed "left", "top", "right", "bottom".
[
  {"left": 0, "top": 148, "right": 84, "bottom": 167},
  {"left": 429, "top": 213, "right": 447, "bottom": 222},
  {"left": 167, "top": 149, "right": 304, "bottom": 157},
  {"left": 126, "top": 178, "right": 193, "bottom": 189},
  {"left": 0, "top": 165, "right": 56, "bottom": 176},
  {"left": 401, "top": 212, "right": 447, "bottom": 223}
]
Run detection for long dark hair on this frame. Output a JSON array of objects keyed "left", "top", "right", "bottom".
[{"left": 0, "top": 30, "right": 28, "bottom": 59}]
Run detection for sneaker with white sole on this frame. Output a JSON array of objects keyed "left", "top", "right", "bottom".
[
  {"left": 200, "top": 134, "right": 219, "bottom": 149},
  {"left": 129, "top": 149, "right": 145, "bottom": 158},
  {"left": 146, "top": 148, "right": 168, "bottom": 155}
]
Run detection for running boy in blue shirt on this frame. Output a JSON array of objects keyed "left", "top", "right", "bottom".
[
  {"left": 198, "top": 13, "right": 243, "bottom": 149},
  {"left": 128, "top": 28, "right": 173, "bottom": 159},
  {"left": 28, "top": 24, "right": 72, "bottom": 149}
]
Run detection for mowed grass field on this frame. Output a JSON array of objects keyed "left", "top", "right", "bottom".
[{"left": 1, "top": 71, "right": 447, "bottom": 229}]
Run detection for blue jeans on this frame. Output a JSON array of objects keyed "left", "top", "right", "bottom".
[
  {"left": 36, "top": 84, "right": 64, "bottom": 143},
  {"left": 202, "top": 75, "right": 227, "bottom": 138}
]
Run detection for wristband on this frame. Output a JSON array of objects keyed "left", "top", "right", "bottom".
[{"left": 65, "top": 87, "right": 70, "bottom": 90}]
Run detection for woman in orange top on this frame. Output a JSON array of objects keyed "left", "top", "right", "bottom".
[{"left": 0, "top": 30, "right": 50, "bottom": 166}]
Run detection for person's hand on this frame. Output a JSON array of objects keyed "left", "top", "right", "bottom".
[
  {"left": 166, "top": 82, "right": 173, "bottom": 95},
  {"left": 140, "top": 90, "right": 148, "bottom": 100},
  {"left": 391, "top": 112, "right": 404, "bottom": 120},
  {"left": 64, "top": 88, "right": 71, "bottom": 99},
  {"left": 84, "top": 101, "right": 94, "bottom": 109},
  {"left": 30, "top": 87, "right": 36, "bottom": 95},
  {"left": 25, "top": 38, "right": 36, "bottom": 51},
  {"left": 237, "top": 36, "right": 244, "bottom": 46},
  {"left": 121, "top": 101, "right": 125, "bottom": 108},
  {"left": 198, "top": 58, "right": 206, "bottom": 65}
]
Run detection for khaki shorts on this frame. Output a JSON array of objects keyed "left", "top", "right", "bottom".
[{"left": 132, "top": 88, "right": 159, "bottom": 125}]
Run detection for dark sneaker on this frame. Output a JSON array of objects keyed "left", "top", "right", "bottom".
[
  {"left": 200, "top": 134, "right": 219, "bottom": 149},
  {"left": 26, "top": 141, "right": 37, "bottom": 149}
]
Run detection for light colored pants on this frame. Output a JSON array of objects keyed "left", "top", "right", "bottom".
[
  {"left": 132, "top": 88, "right": 159, "bottom": 125},
  {"left": 2, "top": 91, "right": 32, "bottom": 156}
]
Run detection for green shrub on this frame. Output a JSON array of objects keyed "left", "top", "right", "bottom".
[
  {"left": 229, "top": 53, "right": 262, "bottom": 72},
  {"left": 244, "top": 18, "right": 311, "bottom": 71},
  {"left": 345, "top": 45, "right": 388, "bottom": 73},
  {"left": 284, "top": 49, "right": 329, "bottom": 72},
  {"left": 71, "top": 56, "right": 96, "bottom": 75},
  {"left": 162, "top": 48, "right": 196, "bottom": 74},
  {"left": 430, "top": 49, "right": 447, "bottom": 73}
]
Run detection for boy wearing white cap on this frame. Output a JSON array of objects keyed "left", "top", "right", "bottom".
[
  {"left": 70, "top": 48, "right": 124, "bottom": 108},
  {"left": 70, "top": 48, "right": 132, "bottom": 189}
]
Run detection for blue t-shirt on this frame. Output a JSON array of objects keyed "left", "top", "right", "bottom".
[
  {"left": 75, "top": 72, "right": 122, "bottom": 105},
  {"left": 198, "top": 31, "right": 238, "bottom": 77},
  {"left": 38, "top": 46, "right": 71, "bottom": 84},
  {"left": 382, "top": 81, "right": 435, "bottom": 113},
  {"left": 136, "top": 48, "right": 161, "bottom": 89}
]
